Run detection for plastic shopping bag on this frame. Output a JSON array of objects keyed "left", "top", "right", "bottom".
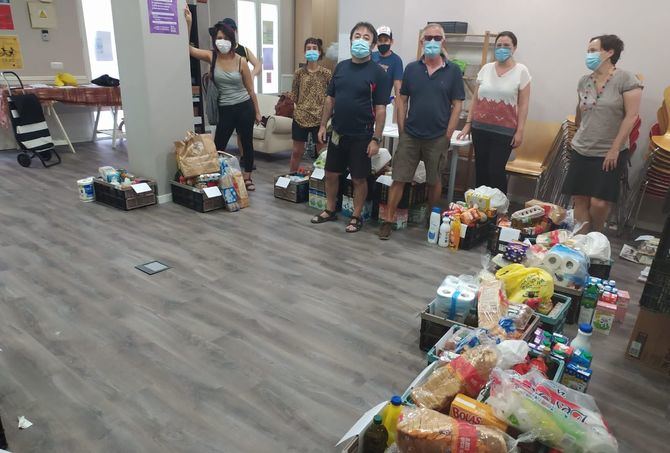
[
  {"left": 495, "top": 264, "right": 554, "bottom": 305},
  {"left": 488, "top": 369, "right": 618, "bottom": 453}
]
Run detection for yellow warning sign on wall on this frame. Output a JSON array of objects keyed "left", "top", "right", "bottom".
[
  {"left": 0, "top": 35, "right": 23, "bottom": 70},
  {"left": 27, "top": 2, "right": 57, "bottom": 29}
]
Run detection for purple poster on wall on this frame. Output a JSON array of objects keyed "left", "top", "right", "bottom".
[{"left": 148, "top": 0, "right": 179, "bottom": 35}]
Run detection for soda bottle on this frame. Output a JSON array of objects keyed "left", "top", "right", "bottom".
[
  {"left": 362, "top": 414, "right": 388, "bottom": 453},
  {"left": 381, "top": 395, "right": 403, "bottom": 446}
]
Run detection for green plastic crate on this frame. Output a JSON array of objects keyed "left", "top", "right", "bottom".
[{"left": 537, "top": 294, "right": 572, "bottom": 333}]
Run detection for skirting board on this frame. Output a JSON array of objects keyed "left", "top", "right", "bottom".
[{"left": 157, "top": 193, "right": 172, "bottom": 204}]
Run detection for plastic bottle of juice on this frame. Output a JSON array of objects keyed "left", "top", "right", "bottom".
[
  {"left": 381, "top": 395, "right": 403, "bottom": 446},
  {"left": 577, "top": 283, "right": 599, "bottom": 325},
  {"left": 362, "top": 414, "right": 388, "bottom": 453}
]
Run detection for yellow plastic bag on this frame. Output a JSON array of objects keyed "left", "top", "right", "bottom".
[{"left": 495, "top": 264, "right": 554, "bottom": 304}]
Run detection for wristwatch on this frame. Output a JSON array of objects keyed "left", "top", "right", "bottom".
[{"left": 371, "top": 136, "right": 382, "bottom": 144}]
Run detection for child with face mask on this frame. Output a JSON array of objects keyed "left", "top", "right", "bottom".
[{"left": 289, "top": 38, "right": 332, "bottom": 172}]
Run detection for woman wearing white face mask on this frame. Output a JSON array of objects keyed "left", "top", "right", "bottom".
[
  {"left": 185, "top": 8, "right": 261, "bottom": 191},
  {"left": 563, "top": 34, "right": 642, "bottom": 233},
  {"left": 458, "top": 31, "right": 531, "bottom": 194}
]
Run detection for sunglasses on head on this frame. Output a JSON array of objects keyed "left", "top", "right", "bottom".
[{"left": 424, "top": 35, "right": 443, "bottom": 42}]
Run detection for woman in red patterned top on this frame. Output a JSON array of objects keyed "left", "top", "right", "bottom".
[{"left": 459, "top": 31, "right": 531, "bottom": 194}]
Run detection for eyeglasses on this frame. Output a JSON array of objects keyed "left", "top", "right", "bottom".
[{"left": 423, "top": 35, "right": 443, "bottom": 42}]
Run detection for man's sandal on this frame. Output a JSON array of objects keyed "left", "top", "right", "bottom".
[
  {"left": 244, "top": 179, "right": 256, "bottom": 191},
  {"left": 311, "top": 210, "right": 338, "bottom": 224},
  {"left": 345, "top": 216, "right": 363, "bottom": 233}
]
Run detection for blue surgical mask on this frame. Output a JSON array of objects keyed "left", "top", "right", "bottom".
[
  {"left": 495, "top": 47, "right": 512, "bottom": 62},
  {"left": 351, "top": 39, "right": 371, "bottom": 59},
  {"left": 305, "top": 50, "right": 319, "bottom": 62},
  {"left": 585, "top": 52, "right": 601, "bottom": 71},
  {"left": 423, "top": 40, "right": 441, "bottom": 57}
]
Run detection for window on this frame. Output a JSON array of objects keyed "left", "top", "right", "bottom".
[{"left": 237, "top": 0, "right": 280, "bottom": 94}]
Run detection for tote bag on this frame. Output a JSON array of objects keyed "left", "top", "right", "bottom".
[{"left": 203, "top": 51, "right": 219, "bottom": 126}]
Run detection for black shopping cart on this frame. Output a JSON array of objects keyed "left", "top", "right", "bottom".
[{"left": 2, "top": 71, "right": 61, "bottom": 168}]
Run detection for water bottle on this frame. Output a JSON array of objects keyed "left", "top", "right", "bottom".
[
  {"left": 427, "top": 207, "right": 441, "bottom": 244},
  {"left": 438, "top": 217, "right": 451, "bottom": 247}
]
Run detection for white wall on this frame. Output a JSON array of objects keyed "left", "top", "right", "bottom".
[
  {"left": 0, "top": 0, "right": 93, "bottom": 150},
  {"left": 339, "top": 0, "right": 670, "bottom": 230}
]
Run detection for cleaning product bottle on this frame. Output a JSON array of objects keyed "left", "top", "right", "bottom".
[
  {"left": 438, "top": 217, "right": 451, "bottom": 247},
  {"left": 381, "top": 395, "right": 403, "bottom": 446},
  {"left": 362, "top": 414, "right": 388, "bottom": 453},
  {"left": 427, "top": 207, "right": 441, "bottom": 244},
  {"left": 577, "top": 282, "right": 599, "bottom": 325}
]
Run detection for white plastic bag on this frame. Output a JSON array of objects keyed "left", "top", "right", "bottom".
[
  {"left": 488, "top": 369, "right": 618, "bottom": 453},
  {"left": 413, "top": 160, "right": 426, "bottom": 184},
  {"left": 496, "top": 340, "right": 529, "bottom": 369},
  {"left": 465, "top": 186, "right": 510, "bottom": 214}
]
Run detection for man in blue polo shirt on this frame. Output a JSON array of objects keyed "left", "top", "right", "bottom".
[
  {"left": 371, "top": 26, "right": 404, "bottom": 101},
  {"left": 379, "top": 23, "right": 465, "bottom": 240}
]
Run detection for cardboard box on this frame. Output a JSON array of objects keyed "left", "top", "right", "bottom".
[
  {"left": 341, "top": 196, "right": 373, "bottom": 222},
  {"left": 593, "top": 301, "right": 617, "bottom": 335},
  {"left": 615, "top": 290, "right": 630, "bottom": 323},
  {"left": 378, "top": 203, "right": 408, "bottom": 230},
  {"left": 627, "top": 308, "right": 670, "bottom": 376},
  {"left": 449, "top": 393, "right": 508, "bottom": 431}
]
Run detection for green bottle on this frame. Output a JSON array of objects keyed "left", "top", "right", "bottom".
[{"left": 363, "top": 415, "right": 388, "bottom": 453}]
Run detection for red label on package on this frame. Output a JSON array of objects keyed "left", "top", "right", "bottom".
[
  {"left": 453, "top": 420, "right": 478, "bottom": 453},
  {"left": 449, "top": 357, "right": 487, "bottom": 396}
]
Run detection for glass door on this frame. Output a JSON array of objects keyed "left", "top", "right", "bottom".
[{"left": 237, "top": 0, "right": 280, "bottom": 94}]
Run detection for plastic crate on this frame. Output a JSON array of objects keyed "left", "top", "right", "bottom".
[
  {"left": 274, "top": 174, "right": 309, "bottom": 203},
  {"left": 93, "top": 178, "right": 157, "bottom": 211},
  {"left": 487, "top": 226, "right": 537, "bottom": 255},
  {"left": 309, "top": 176, "right": 326, "bottom": 194},
  {"left": 420, "top": 299, "right": 540, "bottom": 352},
  {"left": 588, "top": 259, "right": 613, "bottom": 280},
  {"left": 426, "top": 325, "right": 475, "bottom": 364},
  {"left": 537, "top": 294, "right": 572, "bottom": 333},
  {"left": 436, "top": 21, "right": 468, "bottom": 34},
  {"left": 171, "top": 181, "right": 224, "bottom": 213},
  {"left": 460, "top": 217, "right": 496, "bottom": 251},
  {"left": 378, "top": 181, "right": 426, "bottom": 209},
  {"left": 529, "top": 350, "right": 566, "bottom": 383}
]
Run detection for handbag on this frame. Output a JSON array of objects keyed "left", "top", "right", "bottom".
[{"left": 203, "top": 51, "right": 220, "bottom": 126}]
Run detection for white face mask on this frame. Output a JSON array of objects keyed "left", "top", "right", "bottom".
[{"left": 215, "top": 39, "right": 232, "bottom": 54}]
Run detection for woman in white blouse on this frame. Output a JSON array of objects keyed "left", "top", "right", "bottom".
[{"left": 459, "top": 31, "right": 531, "bottom": 194}]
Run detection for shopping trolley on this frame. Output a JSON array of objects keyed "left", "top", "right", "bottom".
[{"left": 1, "top": 71, "right": 61, "bottom": 167}]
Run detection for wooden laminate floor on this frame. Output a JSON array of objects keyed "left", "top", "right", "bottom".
[{"left": 0, "top": 142, "right": 668, "bottom": 452}]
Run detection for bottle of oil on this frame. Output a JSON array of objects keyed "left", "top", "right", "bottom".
[{"left": 362, "top": 414, "right": 388, "bottom": 453}]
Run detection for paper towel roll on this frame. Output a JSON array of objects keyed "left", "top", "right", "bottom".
[
  {"left": 561, "top": 256, "right": 580, "bottom": 275},
  {"left": 441, "top": 275, "right": 461, "bottom": 289},
  {"left": 542, "top": 252, "right": 563, "bottom": 270},
  {"left": 464, "top": 283, "right": 479, "bottom": 294}
]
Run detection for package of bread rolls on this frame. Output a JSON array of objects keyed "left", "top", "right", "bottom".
[{"left": 411, "top": 345, "right": 498, "bottom": 413}]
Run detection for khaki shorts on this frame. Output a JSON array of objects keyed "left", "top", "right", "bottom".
[{"left": 392, "top": 133, "right": 448, "bottom": 184}]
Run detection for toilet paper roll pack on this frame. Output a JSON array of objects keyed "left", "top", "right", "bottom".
[{"left": 540, "top": 244, "right": 589, "bottom": 289}]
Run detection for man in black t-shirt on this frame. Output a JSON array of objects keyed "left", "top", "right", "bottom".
[{"left": 311, "top": 22, "right": 391, "bottom": 233}]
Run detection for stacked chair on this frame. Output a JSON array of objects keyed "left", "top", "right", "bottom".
[{"left": 628, "top": 86, "right": 670, "bottom": 231}]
